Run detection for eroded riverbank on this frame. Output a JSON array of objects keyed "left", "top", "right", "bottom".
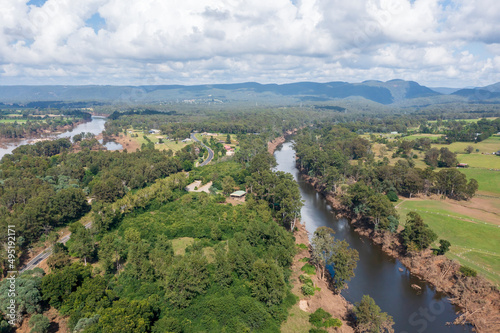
[
  {"left": 297, "top": 162, "right": 500, "bottom": 333},
  {"left": 273, "top": 141, "right": 477, "bottom": 333}
]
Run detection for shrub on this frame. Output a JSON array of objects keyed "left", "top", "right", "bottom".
[
  {"left": 309, "top": 308, "right": 342, "bottom": 329},
  {"left": 386, "top": 190, "right": 398, "bottom": 202},
  {"left": 459, "top": 265, "right": 477, "bottom": 277},
  {"left": 301, "top": 263, "right": 316, "bottom": 275},
  {"left": 301, "top": 283, "right": 315, "bottom": 296},
  {"left": 297, "top": 243, "right": 308, "bottom": 250}
]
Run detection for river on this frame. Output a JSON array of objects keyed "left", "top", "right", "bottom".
[
  {"left": 274, "top": 142, "right": 472, "bottom": 333},
  {"left": 0, "top": 116, "right": 122, "bottom": 159}
]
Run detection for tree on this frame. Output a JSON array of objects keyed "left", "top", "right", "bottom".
[
  {"left": 465, "top": 145, "right": 474, "bottom": 154},
  {"left": 91, "top": 176, "right": 125, "bottom": 203},
  {"left": 311, "top": 227, "right": 335, "bottom": 280},
  {"left": 438, "top": 147, "right": 457, "bottom": 167},
  {"left": 41, "top": 263, "right": 91, "bottom": 308},
  {"left": 221, "top": 176, "right": 236, "bottom": 195},
  {"left": 435, "top": 239, "right": 451, "bottom": 255},
  {"left": 0, "top": 269, "right": 44, "bottom": 324},
  {"left": 47, "top": 243, "right": 71, "bottom": 270},
  {"left": 251, "top": 259, "right": 287, "bottom": 306},
  {"left": 353, "top": 295, "right": 394, "bottom": 333},
  {"left": 329, "top": 240, "right": 359, "bottom": 292},
  {"left": 400, "top": 212, "right": 437, "bottom": 251},
  {"left": 164, "top": 252, "right": 209, "bottom": 308},
  {"left": 225, "top": 134, "right": 231, "bottom": 144},
  {"left": 29, "top": 314, "right": 50, "bottom": 333},
  {"left": 68, "top": 223, "right": 95, "bottom": 265},
  {"left": 309, "top": 308, "right": 342, "bottom": 329}
]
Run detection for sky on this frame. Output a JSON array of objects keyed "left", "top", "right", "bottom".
[{"left": 1, "top": 0, "right": 500, "bottom": 87}]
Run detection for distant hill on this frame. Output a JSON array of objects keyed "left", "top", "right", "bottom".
[
  {"left": 429, "top": 87, "right": 461, "bottom": 94},
  {"left": 3, "top": 80, "right": 499, "bottom": 106}
]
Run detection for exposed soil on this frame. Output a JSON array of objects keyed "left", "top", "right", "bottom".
[
  {"left": 299, "top": 170, "right": 500, "bottom": 333},
  {"left": 16, "top": 308, "right": 68, "bottom": 333},
  {"left": 268, "top": 128, "right": 300, "bottom": 154},
  {"left": 110, "top": 134, "right": 141, "bottom": 152},
  {"left": 291, "top": 220, "right": 355, "bottom": 332}
]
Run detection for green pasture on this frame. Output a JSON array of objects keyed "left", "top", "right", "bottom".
[
  {"left": 402, "top": 134, "right": 443, "bottom": 141},
  {"left": 459, "top": 168, "right": 500, "bottom": 195},
  {"left": 432, "top": 136, "right": 500, "bottom": 154},
  {"left": 397, "top": 200, "right": 500, "bottom": 285},
  {"left": 456, "top": 154, "right": 500, "bottom": 169},
  {"left": 0, "top": 118, "right": 28, "bottom": 124},
  {"left": 126, "top": 130, "right": 190, "bottom": 153}
]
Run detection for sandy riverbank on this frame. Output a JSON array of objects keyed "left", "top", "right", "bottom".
[
  {"left": 109, "top": 133, "right": 141, "bottom": 152},
  {"left": 283, "top": 219, "right": 355, "bottom": 332}
]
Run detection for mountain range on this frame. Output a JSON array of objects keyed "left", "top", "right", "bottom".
[{"left": 0, "top": 80, "right": 499, "bottom": 106}]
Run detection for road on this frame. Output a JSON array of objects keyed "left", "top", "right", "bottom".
[
  {"left": 191, "top": 133, "right": 214, "bottom": 166},
  {"left": 20, "top": 221, "right": 92, "bottom": 273}
]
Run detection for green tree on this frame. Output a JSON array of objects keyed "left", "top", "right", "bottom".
[
  {"left": 68, "top": 223, "right": 95, "bottom": 265},
  {"left": 309, "top": 308, "right": 342, "bottom": 329},
  {"left": 91, "top": 176, "right": 126, "bottom": 203},
  {"left": 28, "top": 314, "right": 50, "bottom": 333},
  {"left": 330, "top": 239, "right": 359, "bottom": 292},
  {"left": 222, "top": 176, "right": 236, "bottom": 195},
  {"left": 311, "top": 227, "right": 335, "bottom": 280},
  {"left": 164, "top": 252, "right": 209, "bottom": 308},
  {"left": 435, "top": 239, "right": 451, "bottom": 255},
  {"left": 353, "top": 295, "right": 394, "bottom": 333},
  {"left": 41, "top": 263, "right": 91, "bottom": 308},
  {"left": 225, "top": 134, "right": 231, "bottom": 144},
  {"left": 0, "top": 269, "right": 44, "bottom": 324},
  {"left": 400, "top": 212, "right": 437, "bottom": 251},
  {"left": 251, "top": 259, "right": 287, "bottom": 306}
]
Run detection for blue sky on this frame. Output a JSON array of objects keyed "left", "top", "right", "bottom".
[{"left": 1, "top": 0, "right": 500, "bottom": 87}]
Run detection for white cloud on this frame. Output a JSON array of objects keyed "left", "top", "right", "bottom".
[{"left": 0, "top": 0, "right": 499, "bottom": 86}]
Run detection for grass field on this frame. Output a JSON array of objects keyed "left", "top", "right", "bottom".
[
  {"left": 459, "top": 168, "right": 500, "bottom": 195},
  {"left": 402, "top": 134, "right": 443, "bottom": 141},
  {"left": 397, "top": 200, "right": 500, "bottom": 286},
  {"left": 0, "top": 118, "right": 28, "bottom": 124},
  {"left": 281, "top": 303, "right": 312, "bottom": 333},
  {"left": 126, "top": 130, "right": 190, "bottom": 153},
  {"left": 456, "top": 154, "right": 500, "bottom": 169},
  {"left": 432, "top": 136, "right": 500, "bottom": 154}
]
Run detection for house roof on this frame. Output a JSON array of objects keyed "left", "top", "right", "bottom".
[{"left": 230, "top": 190, "right": 246, "bottom": 197}]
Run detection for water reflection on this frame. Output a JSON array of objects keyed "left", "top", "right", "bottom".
[{"left": 274, "top": 141, "right": 471, "bottom": 333}]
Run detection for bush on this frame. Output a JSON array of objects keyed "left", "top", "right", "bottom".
[
  {"left": 29, "top": 314, "right": 50, "bottom": 333},
  {"left": 459, "top": 265, "right": 477, "bottom": 277},
  {"left": 301, "top": 283, "right": 315, "bottom": 296},
  {"left": 301, "top": 263, "right": 316, "bottom": 275},
  {"left": 297, "top": 243, "right": 308, "bottom": 250},
  {"left": 309, "top": 308, "right": 342, "bottom": 329},
  {"left": 386, "top": 190, "right": 398, "bottom": 202}
]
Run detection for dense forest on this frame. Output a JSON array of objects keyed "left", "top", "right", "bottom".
[{"left": 0, "top": 128, "right": 308, "bottom": 332}]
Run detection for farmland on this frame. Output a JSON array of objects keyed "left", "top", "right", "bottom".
[{"left": 397, "top": 199, "right": 500, "bottom": 286}]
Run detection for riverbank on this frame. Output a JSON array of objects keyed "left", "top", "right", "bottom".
[
  {"left": 109, "top": 133, "right": 142, "bottom": 152},
  {"left": 0, "top": 118, "right": 88, "bottom": 149},
  {"left": 282, "top": 219, "right": 355, "bottom": 332},
  {"left": 299, "top": 171, "right": 500, "bottom": 333},
  {"left": 268, "top": 128, "right": 300, "bottom": 154}
]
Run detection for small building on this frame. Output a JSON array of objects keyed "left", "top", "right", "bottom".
[
  {"left": 457, "top": 163, "right": 469, "bottom": 168},
  {"left": 230, "top": 190, "right": 246, "bottom": 198},
  {"left": 224, "top": 145, "right": 231, "bottom": 150},
  {"left": 181, "top": 138, "right": 192, "bottom": 143},
  {"left": 149, "top": 129, "right": 161, "bottom": 134}
]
